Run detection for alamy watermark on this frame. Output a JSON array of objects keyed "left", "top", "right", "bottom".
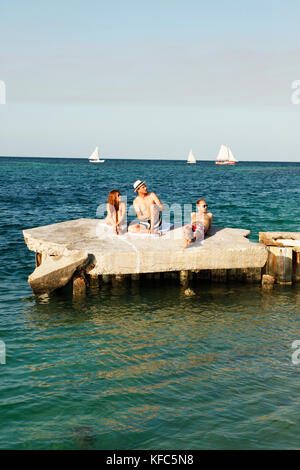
[
  {"left": 0, "top": 340, "right": 6, "bottom": 364},
  {"left": 291, "top": 80, "right": 300, "bottom": 104},
  {"left": 95, "top": 197, "right": 199, "bottom": 273},
  {"left": 291, "top": 340, "right": 300, "bottom": 365},
  {"left": 96, "top": 197, "right": 193, "bottom": 240},
  {"left": 0, "top": 80, "right": 6, "bottom": 104}
]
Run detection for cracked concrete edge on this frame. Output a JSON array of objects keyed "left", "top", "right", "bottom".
[{"left": 28, "top": 252, "right": 94, "bottom": 295}]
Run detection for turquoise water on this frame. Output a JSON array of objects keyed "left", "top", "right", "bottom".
[{"left": 1, "top": 157, "right": 300, "bottom": 449}]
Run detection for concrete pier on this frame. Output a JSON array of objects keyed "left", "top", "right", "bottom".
[{"left": 22, "top": 218, "right": 270, "bottom": 295}]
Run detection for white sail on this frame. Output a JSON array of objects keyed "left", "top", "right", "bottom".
[
  {"left": 187, "top": 149, "right": 196, "bottom": 164},
  {"left": 89, "top": 146, "right": 99, "bottom": 161},
  {"left": 228, "top": 147, "right": 237, "bottom": 162},
  {"left": 216, "top": 144, "right": 229, "bottom": 161}
]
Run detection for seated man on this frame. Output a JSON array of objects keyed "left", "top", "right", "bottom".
[
  {"left": 183, "top": 198, "right": 213, "bottom": 248},
  {"left": 129, "top": 180, "right": 164, "bottom": 234}
]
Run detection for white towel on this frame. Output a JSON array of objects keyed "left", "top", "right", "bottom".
[{"left": 128, "top": 222, "right": 174, "bottom": 237}]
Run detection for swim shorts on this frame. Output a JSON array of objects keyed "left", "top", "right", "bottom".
[{"left": 140, "top": 212, "right": 162, "bottom": 231}]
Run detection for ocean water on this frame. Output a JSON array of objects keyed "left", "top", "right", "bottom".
[{"left": 0, "top": 156, "right": 300, "bottom": 450}]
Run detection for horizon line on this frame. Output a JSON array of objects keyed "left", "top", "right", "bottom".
[{"left": 0, "top": 155, "right": 299, "bottom": 163}]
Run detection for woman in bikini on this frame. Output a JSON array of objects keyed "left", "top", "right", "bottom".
[
  {"left": 183, "top": 199, "right": 213, "bottom": 248},
  {"left": 105, "top": 190, "right": 127, "bottom": 235}
]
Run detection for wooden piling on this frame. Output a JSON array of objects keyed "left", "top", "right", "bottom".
[
  {"left": 265, "top": 246, "right": 293, "bottom": 285},
  {"left": 145, "top": 273, "right": 153, "bottom": 280},
  {"left": 114, "top": 274, "right": 126, "bottom": 282},
  {"left": 163, "top": 272, "right": 172, "bottom": 279},
  {"left": 227, "top": 268, "right": 239, "bottom": 281},
  {"left": 180, "top": 270, "right": 189, "bottom": 286},
  {"left": 196, "top": 270, "right": 211, "bottom": 281},
  {"left": 211, "top": 269, "right": 227, "bottom": 283},
  {"left": 293, "top": 250, "right": 300, "bottom": 283},
  {"left": 89, "top": 274, "right": 99, "bottom": 289},
  {"left": 73, "top": 273, "right": 86, "bottom": 297},
  {"left": 243, "top": 267, "right": 262, "bottom": 283}
]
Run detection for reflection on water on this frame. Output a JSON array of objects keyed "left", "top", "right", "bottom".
[{"left": 1, "top": 281, "right": 298, "bottom": 449}]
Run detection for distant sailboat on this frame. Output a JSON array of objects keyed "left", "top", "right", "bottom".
[
  {"left": 89, "top": 146, "right": 104, "bottom": 163},
  {"left": 187, "top": 149, "right": 196, "bottom": 164},
  {"left": 216, "top": 145, "right": 237, "bottom": 165}
]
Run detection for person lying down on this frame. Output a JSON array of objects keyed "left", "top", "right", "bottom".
[{"left": 183, "top": 199, "right": 213, "bottom": 248}]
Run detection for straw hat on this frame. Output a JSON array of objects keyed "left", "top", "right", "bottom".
[{"left": 133, "top": 180, "right": 145, "bottom": 192}]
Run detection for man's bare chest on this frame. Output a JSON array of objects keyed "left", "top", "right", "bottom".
[{"left": 137, "top": 196, "right": 153, "bottom": 213}]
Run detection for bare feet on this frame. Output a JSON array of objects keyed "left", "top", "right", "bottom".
[
  {"left": 151, "top": 229, "right": 162, "bottom": 236},
  {"left": 183, "top": 237, "right": 195, "bottom": 248}
]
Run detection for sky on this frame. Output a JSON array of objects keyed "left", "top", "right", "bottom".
[{"left": 1, "top": 0, "right": 300, "bottom": 160}]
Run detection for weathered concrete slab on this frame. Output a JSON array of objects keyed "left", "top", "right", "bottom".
[
  {"left": 28, "top": 252, "right": 89, "bottom": 295},
  {"left": 23, "top": 218, "right": 268, "bottom": 276},
  {"left": 259, "top": 231, "right": 300, "bottom": 246}
]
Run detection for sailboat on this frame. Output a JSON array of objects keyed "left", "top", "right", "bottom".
[
  {"left": 216, "top": 144, "right": 237, "bottom": 165},
  {"left": 187, "top": 149, "right": 196, "bottom": 164},
  {"left": 89, "top": 146, "right": 105, "bottom": 163}
]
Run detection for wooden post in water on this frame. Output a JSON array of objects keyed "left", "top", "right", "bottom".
[
  {"left": 258, "top": 231, "right": 300, "bottom": 285},
  {"left": 145, "top": 273, "right": 153, "bottom": 280},
  {"left": 276, "top": 247, "right": 293, "bottom": 284},
  {"left": 114, "top": 274, "right": 126, "bottom": 282},
  {"left": 73, "top": 273, "right": 86, "bottom": 297},
  {"left": 89, "top": 274, "right": 99, "bottom": 294},
  {"left": 227, "top": 268, "right": 240, "bottom": 282},
  {"left": 265, "top": 246, "right": 293, "bottom": 285},
  {"left": 196, "top": 270, "right": 211, "bottom": 281},
  {"left": 246, "top": 267, "right": 262, "bottom": 283},
  {"left": 293, "top": 250, "right": 300, "bottom": 282},
  {"left": 163, "top": 272, "right": 172, "bottom": 279},
  {"left": 211, "top": 269, "right": 227, "bottom": 283},
  {"left": 89, "top": 274, "right": 99, "bottom": 288},
  {"left": 180, "top": 270, "right": 189, "bottom": 286},
  {"left": 112, "top": 274, "right": 128, "bottom": 287}
]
